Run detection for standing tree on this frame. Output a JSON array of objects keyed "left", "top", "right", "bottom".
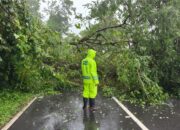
[
  {"left": 45, "top": 0, "right": 75, "bottom": 34},
  {"left": 26, "top": 0, "right": 41, "bottom": 19}
]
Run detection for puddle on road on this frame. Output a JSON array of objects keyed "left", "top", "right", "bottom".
[
  {"left": 9, "top": 92, "right": 141, "bottom": 130},
  {"left": 9, "top": 92, "right": 180, "bottom": 130}
]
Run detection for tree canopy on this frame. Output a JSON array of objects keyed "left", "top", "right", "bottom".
[{"left": 0, "top": 0, "right": 179, "bottom": 105}]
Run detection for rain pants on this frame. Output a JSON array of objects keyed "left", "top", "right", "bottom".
[{"left": 81, "top": 49, "right": 99, "bottom": 98}]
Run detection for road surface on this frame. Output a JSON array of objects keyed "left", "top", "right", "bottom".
[{"left": 8, "top": 91, "right": 180, "bottom": 130}]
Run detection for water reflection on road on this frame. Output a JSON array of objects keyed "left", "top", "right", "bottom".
[
  {"left": 9, "top": 91, "right": 180, "bottom": 130},
  {"left": 83, "top": 110, "right": 100, "bottom": 130},
  {"left": 9, "top": 92, "right": 140, "bottom": 130}
]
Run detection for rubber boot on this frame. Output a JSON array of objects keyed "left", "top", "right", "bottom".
[
  {"left": 89, "top": 98, "right": 96, "bottom": 111},
  {"left": 83, "top": 98, "right": 88, "bottom": 110}
]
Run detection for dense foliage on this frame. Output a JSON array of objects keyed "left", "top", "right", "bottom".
[
  {"left": 78, "top": 0, "right": 180, "bottom": 104},
  {"left": 0, "top": 0, "right": 75, "bottom": 92},
  {"left": 0, "top": 0, "right": 179, "bottom": 106}
]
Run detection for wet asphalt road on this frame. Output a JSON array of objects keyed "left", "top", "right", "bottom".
[
  {"left": 124, "top": 100, "right": 180, "bottom": 130},
  {"left": 9, "top": 91, "right": 180, "bottom": 130},
  {"left": 9, "top": 92, "right": 140, "bottom": 130}
]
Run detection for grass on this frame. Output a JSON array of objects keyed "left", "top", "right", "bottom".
[{"left": 0, "top": 90, "right": 33, "bottom": 128}]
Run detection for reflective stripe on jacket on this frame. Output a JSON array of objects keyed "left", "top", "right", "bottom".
[{"left": 81, "top": 49, "right": 99, "bottom": 85}]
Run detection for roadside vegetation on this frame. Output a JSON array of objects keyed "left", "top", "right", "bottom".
[
  {"left": 0, "top": 90, "right": 33, "bottom": 127},
  {"left": 0, "top": 0, "right": 179, "bottom": 127}
]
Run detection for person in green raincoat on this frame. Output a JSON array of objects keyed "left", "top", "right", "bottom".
[{"left": 81, "top": 49, "right": 99, "bottom": 111}]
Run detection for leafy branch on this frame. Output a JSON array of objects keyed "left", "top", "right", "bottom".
[{"left": 79, "top": 15, "right": 130, "bottom": 43}]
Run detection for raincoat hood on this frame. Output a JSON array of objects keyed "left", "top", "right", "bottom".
[{"left": 87, "top": 49, "right": 96, "bottom": 59}]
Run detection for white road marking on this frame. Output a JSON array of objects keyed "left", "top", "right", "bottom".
[
  {"left": 112, "top": 97, "right": 149, "bottom": 130},
  {"left": 2, "top": 97, "right": 37, "bottom": 130}
]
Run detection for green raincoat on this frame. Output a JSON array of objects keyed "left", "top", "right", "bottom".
[{"left": 81, "top": 49, "right": 99, "bottom": 98}]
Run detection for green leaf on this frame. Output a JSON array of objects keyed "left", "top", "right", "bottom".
[{"left": 75, "top": 23, "right": 81, "bottom": 29}]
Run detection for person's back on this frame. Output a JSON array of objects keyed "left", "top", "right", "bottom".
[{"left": 81, "top": 49, "right": 99, "bottom": 111}]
